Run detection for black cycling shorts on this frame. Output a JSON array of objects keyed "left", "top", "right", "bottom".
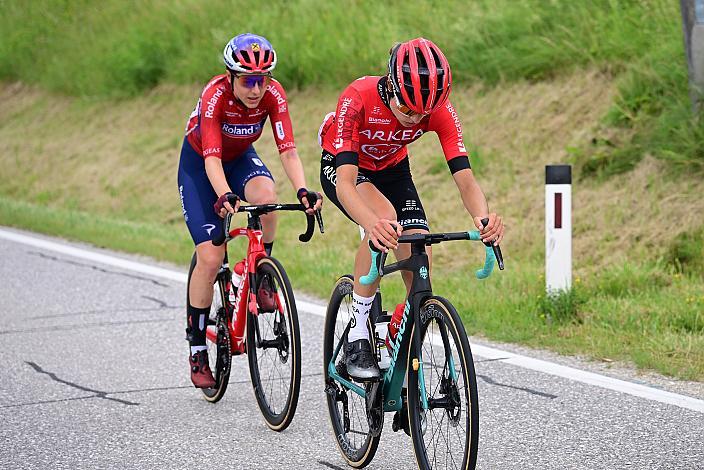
[{"left": 319, "top": 151, "right": 429, "bottom": 231}]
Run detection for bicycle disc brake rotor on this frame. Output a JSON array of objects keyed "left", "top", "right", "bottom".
[
  {"left": 273, "top": 312, "right": 289, "bottom": 363},
  {"left": 441, "top": 375, "right": 461, "bottom": 425},
  {"left": 365, "top": 381, "right": 383, "bottom": 437},
  {"left": 216, "top": 314, "right": 231, "bottom": 384}
]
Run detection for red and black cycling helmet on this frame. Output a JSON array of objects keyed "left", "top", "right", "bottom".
[
  {"left": 388, "top": 38, "right": 452, "bottom": 115},
  {"left": 223, "top": 33, "right": 277, "bottom": 74}
]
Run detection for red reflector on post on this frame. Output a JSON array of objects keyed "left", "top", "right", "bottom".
[{"left": 555, "top": 193, "right": 562, "bottom": 228}]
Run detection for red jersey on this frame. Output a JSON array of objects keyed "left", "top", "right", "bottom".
[
  {"left": 185, "top": 75, "right": 296, "bottom": 161},
  {"left": 319, "top": 76, "right": 467, "bottom": 171}
]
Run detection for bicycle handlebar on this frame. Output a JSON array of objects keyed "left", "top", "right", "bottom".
[
  {"left": 212, "top": 195, "right": 324, "bottom": 247},
  {"left": 360, "top": 219, "right": 504, "bottom": 285}
]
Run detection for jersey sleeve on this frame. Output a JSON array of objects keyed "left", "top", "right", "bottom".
[
  {"left": 331, "top": 85, "right": 364, "bottom": 155},
  {"left": 429, "top": 100, "right": 468, "bottom": 162},
  {"left": 266, "top": 80, "right": 296, "bottom": 153},
  {"left": 198, "top": 82, "right": 226, "bottom": 159}
]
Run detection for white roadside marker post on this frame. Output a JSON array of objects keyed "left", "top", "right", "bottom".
[{"left": 545, "top": 165, "right": 572, "bottom": 295}]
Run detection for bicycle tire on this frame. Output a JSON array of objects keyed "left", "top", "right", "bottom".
[
  {"left": 187, "top": 253, "right": 232, "bottom": 403},
  {"left": 407, "top": 296, "right": 479, "bottom": 470},
  {"left": 246, "top": 256, "right": 301, "bottom": 431},
  {"left": 323, "top": 275, "right": 381, "bottom": 468}
]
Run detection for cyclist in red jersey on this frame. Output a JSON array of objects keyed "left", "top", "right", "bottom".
[
  {"left": 319, "top": 38, "right": 504, "bottom": 381},
  {"left": 179, "top": 33, "right": 322, "bottom": 388}
]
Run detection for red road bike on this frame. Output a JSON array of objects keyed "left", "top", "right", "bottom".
[{"left": 186, "top": 197, "right": 323, "bottom": 431}]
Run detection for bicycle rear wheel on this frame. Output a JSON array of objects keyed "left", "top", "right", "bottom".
[
  {"left": 246, "top": 256, "right": 301, "bottom": 431},
  {"left": 323, "top": 275, "right": 380, "bottom": 468},
  {"left": 407, "top": 296, "right": 479, "bottom": 470},
  {"left": 187, "top": 253, "right": 232, "bottom": 403}
]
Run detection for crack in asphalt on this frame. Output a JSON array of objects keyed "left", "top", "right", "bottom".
[
  {"left": 24, "top": 361, "right": 139, "bottom": 406},
  {"left": 0, "top": 317, "right": 174, "bottom": 335},
  {"left": 477, "top": 374, "right": 558, "bottom": 399},
  {"left": 27, "top": 304, "right": 182, "bottom": 321},
  {"left": 28, "top": 251, "right": 170, "bottom": 287},
  {"left": 1, "top": 370, "right": 328, "bottom": 409},
  {"left": 318, "top": 460, "right": 347, "bottom": 470}
]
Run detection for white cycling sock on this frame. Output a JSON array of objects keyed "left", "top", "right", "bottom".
[
  {"left": 348, "top": 292, "right": 375, "bottom": 343},
  {"left": 190, "top": 345, "right": 207, "bottom": 355}
]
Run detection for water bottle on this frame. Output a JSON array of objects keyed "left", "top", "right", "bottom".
[
  {"left": 374, "top": 320, "right": 391, "bottom": 370},
  {"left": 229, "top": 260, "right": 246, "bottom": 303}
]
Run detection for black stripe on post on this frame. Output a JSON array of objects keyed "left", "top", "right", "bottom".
[
  {"left": 546, "top": 165, "right": 572, "bottom": 184},
  {"left": 555, "top": 193, "right": 562, "bottom": 228}
]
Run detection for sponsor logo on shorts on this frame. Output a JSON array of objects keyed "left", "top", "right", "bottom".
[
  {"left": 179, "top": 185, "right": 188, "bottom": 221},
  {"left": 398, "top": 217, "right": 428, "bottom": 228},
  {"left": 401, "top": 199, "right": 418, "bottom": 212},
  {"left": 202, "top": 224, "right": 216, "bottom": 235},
  {"left": 322, "top": 165, "right": 337, "bottom": 186},
  {"left": 252, "top": 158, "right": 264, "bottom": 167}
]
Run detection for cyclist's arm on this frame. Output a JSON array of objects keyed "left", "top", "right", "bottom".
[
  {"left": 278, "top": 148, "right": 306, "bottom": 190},
  {"left": 452, "top": 168, "right": 504, "bottom": 244},
  {"left": 204, "top": 157, "right": 233, "bottom": 198},
  {"left": 336, "top": 160, "right": 377, "bottom": 230},
  {"left": 431, "top": 100, "right": 504, "bottom": 244},
  {"left": 337, "top": 159, "right": 401, "bottom": 250},
  {"left": 204, "top": 156, "right": 238, "bottom": 217}
]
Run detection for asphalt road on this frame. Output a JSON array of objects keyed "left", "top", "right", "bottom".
[{"left": 0, "top": 228, "right": 702, "bottom": 469}]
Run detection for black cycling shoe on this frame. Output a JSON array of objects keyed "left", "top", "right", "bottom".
[{"left": 344, "top": 339, "right": 381, "bottom": 382}]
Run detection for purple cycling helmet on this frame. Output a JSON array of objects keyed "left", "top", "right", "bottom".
[{"left": 223, "top": 33, "right": 277, "bottom": 73}]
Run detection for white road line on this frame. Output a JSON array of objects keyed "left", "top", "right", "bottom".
[{"left": 1, "top": 226, "right": 703, "bottom": 414}]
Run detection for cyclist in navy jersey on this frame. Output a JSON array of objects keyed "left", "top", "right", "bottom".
[
  {"left": 319, "top": 38, "right": 504, "bottom": 380},
  {"left": 179, "top": 33, "right": 322, "bottom": 388}
]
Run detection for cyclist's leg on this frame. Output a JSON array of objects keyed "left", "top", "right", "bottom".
[
  {"left": 320, "top": 151, "right": 394, "bottom": 380},
  {"left": 178, "top": 138, "right": 222, "bottom": 387},
  {"left": 228, "top": 145, "right": 277, "bottom": 254},
  {"left": 321, "top": 151, "right": 397, "bottom": 295},
  {"left": 370, "top": 158, "right": 431, "bottom": 344},
  {"left": 371, "top": 157, "right": 432, "bottom": 282}
]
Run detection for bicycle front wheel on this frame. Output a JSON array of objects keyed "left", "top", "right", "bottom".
[
  {"left": 246, "top": 256, "right": 301, "bottom": 432},
  {"left": 407, "top": 296, "right": 479, "bottom": 470},
  {"left": 323, "top": 275, "right": 380, "bottom": 468}
]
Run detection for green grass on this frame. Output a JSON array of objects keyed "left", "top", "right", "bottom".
[
  {"left": 2, "top": 195, "right": 701, "bottom": 380},
  {"left": 0, "top": 0, "right": 679, "bottom": 94},
  {"left": 2, "top": 1, "right": 699, "bottom": 171}
]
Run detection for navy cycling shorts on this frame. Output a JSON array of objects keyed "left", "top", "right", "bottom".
[{"left": 177, "top": 137, "right": 274, "bottom": 245}]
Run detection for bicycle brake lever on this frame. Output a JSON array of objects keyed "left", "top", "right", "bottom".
[
  {"left": 212, "top": 212, "right": 232, "bottom": 247},
  {"left": 315, "top": 210, "right": 325, "bottom": 234}
]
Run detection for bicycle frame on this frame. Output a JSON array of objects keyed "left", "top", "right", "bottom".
[
  {"left": 205, "top": 216, "right": 267, "bottom": 355},
  {"left": 327, "top": 242, "right": 434, "bottom": 412},
  {"left": 327, "top": 229, "right": 503, "bottom": 412},
  {"left": 206, "top": 201, "right": 323, "bottom": 355}
]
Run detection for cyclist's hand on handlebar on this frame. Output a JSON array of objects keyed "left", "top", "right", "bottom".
[
  {"left": 474, "top": 213, "right": 504, "bottom": 246},
  {"left": 296, "top": 187, "right": 323, "bottom": 215},
  {"left": 214, "top": 192, "right": 240, "bottom": 218},
  {"left": 367, "top": 219, "right": 403, "bottom": 252}
]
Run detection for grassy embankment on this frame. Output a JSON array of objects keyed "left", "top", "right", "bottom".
[{"left": 0, "top": 0, "right": 702, "bottom": 379}]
